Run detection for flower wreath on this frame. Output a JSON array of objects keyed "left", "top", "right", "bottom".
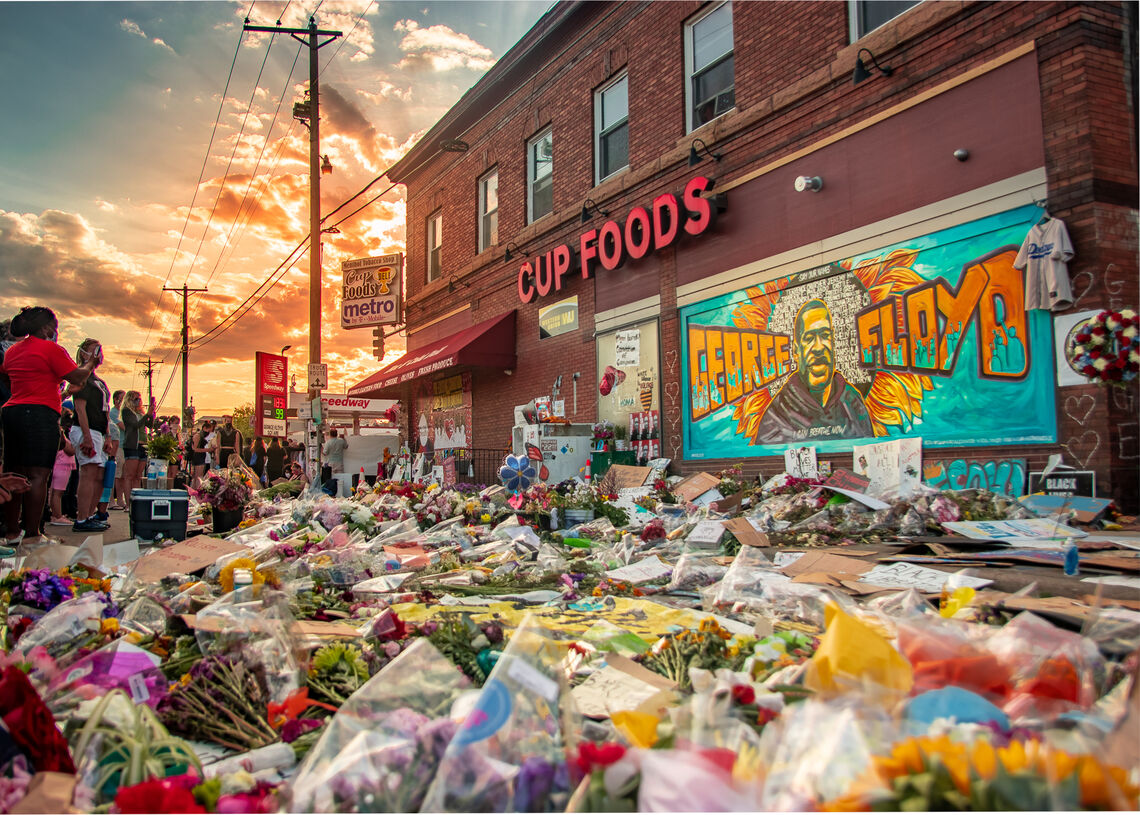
[{"left": 1068, "top": 308, "right": 1139, "bottom": 386}]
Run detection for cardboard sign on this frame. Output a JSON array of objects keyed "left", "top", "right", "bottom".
[
  {"left": 1019, "top": 493, "right": 1111, "bottom": 523},
  {"left": 673, "top": 472, "right": 719, "bottom": 502},
  {"left": 128, "top": 536, "right": 247, "bottom": 584},
  {"left": 1028, "top": 469, "right": 1096, "bottom": 497},
  {"left": 608, "top": 464, "right": 654, "bottom": 490},
  {"left": 942, "top": 519, "right": 1086, "bottom": 540},
  {"left": 441, "top": 456, "right": 456, "bottom": 488},
  {"left": 723, "top": 517, "right": 770, "bottom": 548}
]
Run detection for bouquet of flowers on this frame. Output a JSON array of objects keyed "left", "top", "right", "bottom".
[
  {"left": 145, "top": 432, "right": 180, "bottom": 464},
  {"left": 192, "top": 468, "right": 256, "bottom": 511}
]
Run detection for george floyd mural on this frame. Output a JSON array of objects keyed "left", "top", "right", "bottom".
[{"left": 681, "top": 206, "right": 1058, "bottom": 459}]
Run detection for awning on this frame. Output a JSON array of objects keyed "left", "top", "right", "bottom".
[{"left": 348, "top": 310, "right": 516, "bottom": 397}]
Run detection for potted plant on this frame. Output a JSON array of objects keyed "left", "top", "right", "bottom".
[
  {"left": 144, "top": 432, "right": 179, "bottom": 489},
  {"left": 190, "top": 468, "right": 256, "bottom": 534}
]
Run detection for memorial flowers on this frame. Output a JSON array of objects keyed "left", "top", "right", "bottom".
[
  {"left": 192, "top": 468, "right": 256, "bottom": 512},
  {"left": 1069, "top": 308, "right": 1139, "bottom": 386}
]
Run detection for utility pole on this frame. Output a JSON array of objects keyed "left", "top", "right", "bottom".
[
  {"left": 244, "top": 16, "right": 340, "bottom": 478},
  {"left": 163, "top": 285, "right": 208, "bottom": 426},
  {"left": 135, "top": 356, "right": 159, "bottom": 406}
]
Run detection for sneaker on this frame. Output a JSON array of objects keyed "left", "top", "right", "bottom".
[
  {"left": 95, "top": 511, "right": 110, "bottom": 522},
  {"left": 72, "top": 519, "right": 108, "bottom": 532},
  {"left": 49, "top": 517, "right": 72, "bottom": 526}
]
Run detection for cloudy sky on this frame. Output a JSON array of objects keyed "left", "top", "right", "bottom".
[{"left": 0, "top": 0, "right": 549, "bottom": 414}]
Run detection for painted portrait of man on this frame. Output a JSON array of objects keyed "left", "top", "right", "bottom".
[{"left": 753, "top": 299, "right": 873, "bottom": 444}]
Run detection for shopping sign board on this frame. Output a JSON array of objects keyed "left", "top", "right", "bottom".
[
  {"left": 342, "top": 253, "right": 402, "bottom": 328},
  {"left": 255, "top": 352, "right": 288, "bottom": 437}
]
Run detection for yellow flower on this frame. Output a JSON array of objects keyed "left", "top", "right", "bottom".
[
  {"left": 480, "top": 513, "right": 492, "bottom": 523},
  {"left": 218, "top": 557, "right": 265, "bottom": 593},
  {"left": 100, "top": 618, "right": 120, "bottom": 636}
]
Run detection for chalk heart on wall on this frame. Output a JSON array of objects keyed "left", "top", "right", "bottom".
[
  {"left": 1064, "top": 430, "right": 1101, "bottom": 468},
  {"left": 1063, "top": 393, "right": 1097, "bottom": 427},
  {"left": 1069, "top": 270, "right": 1096, "bottom": 309},
  {"left": 664, "top": 381, "right": 680, "bottom": 407}
]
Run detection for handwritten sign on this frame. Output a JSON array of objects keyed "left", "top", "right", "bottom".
[
  {"left": 128, "top": 537, "right": 248, "bottom": 584},
  {"left": 862, "top": 562, "right": 993, "bottom": 593},
  {"left": 784, "top": 446, "right": 818, "bottom": 479},
  {"left": 674, "top": 472, "right": 720, "bottom": 502},
  {"left": 614, "top": 329, "right": 640, "bottom": 367},
  {"left": 608, "top": 465, "right": 653, "bottom": 490},
  {"left": 441, "top": 456, "right": 456, "bottom": 487},
  {"left": 825, "top": 469, "right": 871, "bottom": 492},
  {"left": 686, "top": 520, "right": 726, "bottom": 547},
  {"left": 941, "top": 519, "right": 1086, "bottom": 540},
  {"left": 604, "top": 555, "right": 673, "bottom": 584}
]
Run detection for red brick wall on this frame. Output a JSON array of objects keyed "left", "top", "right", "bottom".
[{"left": 389, "top": 1, "right": 1137, "bottom": 508}]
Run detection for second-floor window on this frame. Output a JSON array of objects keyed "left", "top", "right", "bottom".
[
  {"left": 850, "top": 0, "right": 921, "bottom": 39},
  {"left": 478, "top": 169, "right": 498, "bottom": 252},
  {"left": 686, "top": 1, "right": 734, "bottom": 132},
  {"left": 426, "top": 210, "right": 442, "bottom": 282},
  {"left": 594, "top": 72, "right": 629, "bottom": 184},
  {"left": 528, "top": 127, "right": 553, "bottom": 223}
]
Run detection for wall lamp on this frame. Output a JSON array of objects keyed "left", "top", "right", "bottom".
[
  {"left": 439, "top": 138, "right": 469, "bottom": 153},
  {"left": 504, "top": 241, "right": 528, "bottom": 262},
  {"left": 580, "top": 198, "right": 610, "bottom": 223},
  {"left": 794, "top": 175, "right": 823, "bottom": 193},
  {"left": 852, "top": 48, "right": 893, "bottom": 84},
  {"left": 447, "top": 274, "right": 470, "bottom": 293},
  {"left": 688, "top": 137, "right": 723, "bottom": 166}
]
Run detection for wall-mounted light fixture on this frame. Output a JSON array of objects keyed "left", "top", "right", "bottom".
[
  {"left": 504, "top": 241, "right": 528, "bottom": 262},
  {"left": 439, "top": 138, "right": 470, "bottom": 153},
  {"left": 320, "top": 154, "right": 333, "bottom": 175},
  {"left": 794, "top": 175, "right": 824, "bottom": 193},
  {"left": 580, "top": 198, "right": 610, "bottom": 223},
  {"left": 853, "top": 48, "right": 893, "bottom": 84},
  {"left": 688, "top": 137, "right": 723, "bottom": 166},
  {"left": 447, "top": 274, "right": 470, "bottom": 294}
]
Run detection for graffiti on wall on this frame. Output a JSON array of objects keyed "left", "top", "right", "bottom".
[
  {"left": 681, "top": 206, "right": 1057, "bottom": 458},
  {"left": 923, "top": 457, "right": 1028, "bottom": 496}
]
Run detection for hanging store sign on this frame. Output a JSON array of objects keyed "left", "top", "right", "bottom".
[
  {"left": 342, "top": 253, "right": 403, "bottom": 328},
  {"left": 538, "top": 296, "right": 579, "bottom": 339},
  {"left": 254, "top": 352, "right": 288, "bottom": 437},
  {"left": 517, "top": 175, "right": 723, "bottom": 304}
]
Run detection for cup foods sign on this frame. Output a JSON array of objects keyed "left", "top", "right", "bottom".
[{"left": 342, "top": 253, "right": 403, "bottom": 328}]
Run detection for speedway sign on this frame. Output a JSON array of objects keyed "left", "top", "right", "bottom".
[{"left": 341, "top": 253, "right": 402, "bottom": 328}]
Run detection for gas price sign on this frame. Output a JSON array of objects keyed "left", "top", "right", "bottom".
[{"left": 255, "top": 352, "right": 289, "bottom": 437}]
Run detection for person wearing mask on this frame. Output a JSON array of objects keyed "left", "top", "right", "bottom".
[
  {"left": 322, "top": 428, "right": 348, "bottom": 473},
  {"left": 120, "top": 390, "right": 155, "bottom": 505},
  {"left": 97, "top": 404, "right": 121, "bottom": 520},
  {"left": 206, "top": 421, "right": 219, "bottom": 470},
  {"left": 250, "top": 437, "right": 267, "bottom": 484},
  {"left": 216, "top": 415, "right": 241, "bottom": 469},
  {"left": 0, "top": 307, "right": 100, "bottom": 547},
  {"left": 68, "top": 339, "right": 112, "bottom": 532}
]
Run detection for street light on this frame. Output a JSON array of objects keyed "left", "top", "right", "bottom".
[{"left": 281, "top": 345, "right": 292, "bottom": 356}]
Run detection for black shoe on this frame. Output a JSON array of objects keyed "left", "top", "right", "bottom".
[{"left": 73, "top": 518, "right": 109, "bottom": 532}]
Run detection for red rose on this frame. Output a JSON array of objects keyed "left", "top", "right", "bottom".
[
  {"left": 1090, "top": 350, "right": 1101, "bottom": 359},
  {"left": 1111, "top": 312, "right": 1123, "bottom": 322},
  {"left": 1107, "top": 368, "right": 1123, "bottom": 380},
  {"left": 576, "top": 741, "right": 627, "bottom": 773},
  {"left": 1098, "top": 311, "right": 1110, "bottom": 321},
  {"left": 1091, "top": 326, "right": 1107, "bottom": 336},
  {"left": 0, "top": 666, "right": 75, "bottom": 773},
  {"left": 114, "top": 777, "right": 205, "bottom": 814},
  {"left": 731, "top": 684, "right": 756, "bottom": 705},
  {"left": 1082, "top": 365, "right": 1097, "bottom": 376},
  {"left": 1075, "top": 332, "right": 1091, "bottom": 343}
]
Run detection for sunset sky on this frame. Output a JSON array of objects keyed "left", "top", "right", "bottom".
[{"left": 0, "top": 0, "right": 549, "bottom": 414}]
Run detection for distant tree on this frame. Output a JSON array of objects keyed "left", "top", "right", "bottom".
[{"left": 231, "top": 403, "right": 255, "bottom": 441}]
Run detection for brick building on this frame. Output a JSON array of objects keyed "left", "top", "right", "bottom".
[{"left": 349, "top": 1, "right": 1138, "bottom": 511}]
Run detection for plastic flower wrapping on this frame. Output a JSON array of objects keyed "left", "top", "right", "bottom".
[{"left": 0, "top": 469, "right": 1137, "bottom": 813}]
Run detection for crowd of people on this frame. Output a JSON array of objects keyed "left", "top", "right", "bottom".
[{"left": 0, "top": 306, "right": 311, "bottom": 552}]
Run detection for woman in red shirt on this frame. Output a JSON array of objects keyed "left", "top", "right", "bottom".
[{"left": 0, "top": 307, "right": 100, "bottom": 547}]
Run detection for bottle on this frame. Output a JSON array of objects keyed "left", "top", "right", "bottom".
[{"left": 1063, "top": 538, "right": 1079, "bottom": 576}]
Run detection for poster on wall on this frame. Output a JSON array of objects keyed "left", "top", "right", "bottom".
[
  {"left": 596, "top": 319, "right": 660, "bottom": 430},
  {"left": 681, "top": 205, "right": 1058, "bottom": 459},
  {"left": 1053, "top": 309, "right": 1100, "bottom": 387},
  {"left": 414, "top": 372, "right": 472, "bottom": 463},
  {"left": 539, "top": 296, "right": 579, "bottom": 339}
]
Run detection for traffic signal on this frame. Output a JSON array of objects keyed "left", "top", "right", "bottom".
[{"left": 372, "top": 326, "right": 384, "bottom": 359}]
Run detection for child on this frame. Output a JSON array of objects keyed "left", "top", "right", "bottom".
[{"left": 49, "top": 427, "right": 76, "bottom": 526}]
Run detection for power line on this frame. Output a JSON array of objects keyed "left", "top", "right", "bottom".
[{"left": 134, "top": 2, "right": 254, "bottom": 383}]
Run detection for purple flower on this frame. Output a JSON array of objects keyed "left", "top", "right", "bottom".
[
  {"left": 281, "top": 718, "right": 323, "bottom": 743},
  {"left": 513, "top": 756, "right": 555, "bottom": 812}
]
